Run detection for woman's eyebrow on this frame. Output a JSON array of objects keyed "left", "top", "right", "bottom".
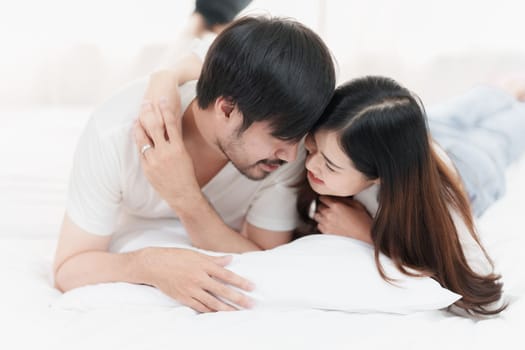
[{"left": 321, "top": 152, "right": 344, "bottom": 169}]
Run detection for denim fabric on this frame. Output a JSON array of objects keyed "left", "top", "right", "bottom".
[{"left": 427, "top": 85, "right": 525, "bottom": 217}]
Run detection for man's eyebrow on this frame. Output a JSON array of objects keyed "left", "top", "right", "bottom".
[{"left": 321, "top": 152, "right": 343, "bottom": 169}]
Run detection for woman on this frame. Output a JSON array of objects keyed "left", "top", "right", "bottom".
[{"left": 294, "top": 75, "right": 523, "bottom": 316}]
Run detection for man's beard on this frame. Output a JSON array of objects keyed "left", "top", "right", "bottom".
[
  {"left": 232, "top": 158, "right": 287, "bottom": 180},
  {"left": 219, "top": 137, "right": 286, "bottom": 180}
]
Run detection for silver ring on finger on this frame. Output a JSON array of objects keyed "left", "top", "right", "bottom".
[{"left": 141, "top": 143, "right": 153, "bottom": 156}]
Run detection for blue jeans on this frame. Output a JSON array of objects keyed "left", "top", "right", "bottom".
[{"left": 428, "top": 86, "right": 525, "bottom": 217}]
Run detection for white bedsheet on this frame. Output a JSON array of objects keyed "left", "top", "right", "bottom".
[{"left": 0, "top": 108, "right": 524, "bottom": 349}]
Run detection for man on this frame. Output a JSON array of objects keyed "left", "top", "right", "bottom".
[{"left": 53, "top": 16, "right": 336, "bottom": 313}]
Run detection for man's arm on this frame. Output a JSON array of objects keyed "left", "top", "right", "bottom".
[
  {"left": 56, "top": 81, "right": 255, "bottom": 312},
  {"left": 172, "top": 194, "right": 292, "bottom": 253},
  {"left": 135, "top": 103, "right": 293, "bottom": 253},
  {"left": 53, "top": 214, "right": 126, "bottom": 291},
  {"left": 53, "top": 214, "right": 255, "bottom": 312}
]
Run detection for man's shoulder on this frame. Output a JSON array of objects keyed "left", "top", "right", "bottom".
[
  {"left": 88, "top": 78, "right": 198, "bottom": 139},
  {"left": 89, "top": 77, "right": 150, "bottom": 137}
]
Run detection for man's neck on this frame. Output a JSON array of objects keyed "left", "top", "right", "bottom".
[
  {"left": 181, "top": 100, "right": 220, "bottom": 155},
  {"left": 181, "top": 99, "right": 228, "bottom": 187}
]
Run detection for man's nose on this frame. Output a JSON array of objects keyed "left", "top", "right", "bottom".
[{"left": 275, "top": 142, "right": 299, "bottom": 163}]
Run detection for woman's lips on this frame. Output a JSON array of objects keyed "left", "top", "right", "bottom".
[{"left": 307, "top": 170, "right": 324, "bottom": 185}]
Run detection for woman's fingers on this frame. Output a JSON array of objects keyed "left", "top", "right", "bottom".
[{"left": 317, "top": 195, "right": 335, "bottom": 207}]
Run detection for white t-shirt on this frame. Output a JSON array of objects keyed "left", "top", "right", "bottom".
[{"left": 66, "top": 78, "right": 304, "bottom": 243}]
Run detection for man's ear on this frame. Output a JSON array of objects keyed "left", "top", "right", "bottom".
[{"left": 215, "top": 96, "right": 235, "bottom": 119}]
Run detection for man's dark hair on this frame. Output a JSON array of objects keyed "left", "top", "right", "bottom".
[{"left": 196, "top": 16, "right": 336, "bottom": 141}]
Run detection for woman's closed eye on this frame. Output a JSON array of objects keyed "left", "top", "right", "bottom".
[{"left": 325, "top": 162, "right": 336, "bottom": 172}]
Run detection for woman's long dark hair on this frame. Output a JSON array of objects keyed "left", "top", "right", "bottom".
[{"left": 296, "top": 76, "right": 505, "bottom": 316}]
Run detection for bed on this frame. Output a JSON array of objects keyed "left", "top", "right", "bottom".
[{"left": 1, "top": 106, "right": 523, "bottom": 350}]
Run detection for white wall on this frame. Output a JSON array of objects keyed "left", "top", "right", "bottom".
[
  {"left": 1, "top": 0, "right": 524, "bottom": 108},
  {"left": 323, "top": 0, "right": 525, "bottom": 102}
]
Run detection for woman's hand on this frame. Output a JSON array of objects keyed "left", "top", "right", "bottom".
[
  {"left": 142, "top": 69, "right": 183, "bottom": 115},
  {"left": 314, "top": 196, "right": 374, "bottom": 244},
  {"left": 134, "top": 100, "right": 201, "bottom": 210}
]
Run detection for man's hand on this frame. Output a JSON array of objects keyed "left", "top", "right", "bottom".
[
  {"left": 54, "top": 215, "right": 255, "bottom": 313},
  {"left": 134, "top": 101, "right": 264, "bottom": 253},
  {"left": 314, "top": 196, "right": 374, "bottom": 244},
  {"left": 134, "top": 100, "right": 202, "bottom": 208},
  {"left": 140, "top": 247, "right": 255, "bottom": 313}
]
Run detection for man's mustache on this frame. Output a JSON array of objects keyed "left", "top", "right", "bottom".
[{"left": 256, "top": 159, "right": 287, "bottom": 166}]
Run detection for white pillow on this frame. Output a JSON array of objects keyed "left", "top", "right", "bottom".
[{"left": 53, "top": 230, "right": 461, "bottom": 314}]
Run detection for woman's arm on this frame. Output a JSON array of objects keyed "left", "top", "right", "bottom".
[{"left": 143, "top": 53, "right": 203, "bottom": 113}]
